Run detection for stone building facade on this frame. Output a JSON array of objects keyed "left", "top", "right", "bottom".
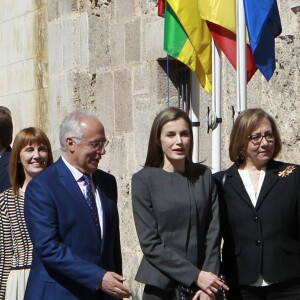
[{"left": 0, "top": 0, "right": 299, "bottom": 298}]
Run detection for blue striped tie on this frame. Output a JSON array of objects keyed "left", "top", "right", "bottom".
[{"left": 82, "top": 174, "right": 101, "bottom": 237}]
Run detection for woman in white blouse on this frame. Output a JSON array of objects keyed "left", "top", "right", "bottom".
[{"left": 214, "top": 108, "right": 300, "bottom": 299}]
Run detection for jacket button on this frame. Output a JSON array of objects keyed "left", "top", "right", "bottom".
[
  {"left": 256, "top": 240, "right": 261, "bottom": 246},
  {"left": 253, "top": 216, "right": 258, "bottom": 222}
]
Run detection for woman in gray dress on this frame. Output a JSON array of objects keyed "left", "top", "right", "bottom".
[{"left": 132, "top": 107, "right": 228, "bottom": 300}]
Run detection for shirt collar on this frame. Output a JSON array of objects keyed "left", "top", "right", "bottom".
[{"left": 61, "top": 155, "right": 86, "bottom": 182}]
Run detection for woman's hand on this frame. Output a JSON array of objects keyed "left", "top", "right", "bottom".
[
  {"left": 195, "top": 271, "right": 229, "bottom": 296},
  {"left": 192, "top": 290, "right": 216, "bottom": 300}
]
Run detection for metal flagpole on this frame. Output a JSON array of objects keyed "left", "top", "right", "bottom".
[
  {"left": 236, "top": 0, "right": 247, "bottom": 113},
  {"left": 191, "top": 73, "right": 200, "bottom": 163},
  {"left": 211, "top": 39, "right": 222, "bottom": 173}
]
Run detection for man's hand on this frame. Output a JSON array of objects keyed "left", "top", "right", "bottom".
[
  {"left": 99, "top": 271, "right": 132, "bottom": 298},
  {"left": 195, "top": 271, "right": 229, "bottom": 296}
]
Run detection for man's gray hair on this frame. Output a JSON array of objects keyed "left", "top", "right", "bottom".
[{"left": 59, "top": 109, "right": 99, "bottom": 151}]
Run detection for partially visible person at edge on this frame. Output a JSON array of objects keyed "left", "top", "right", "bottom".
[
  {"left": 24, "top": 109, "right": 132, "bottom": 300},
  {"left": 214, "top": 108, "right": 300, "bottom": 300},
  {"left": 0, "top": 107, "right": 13, "bottom": 193},
  {"left": 132, "top": 107, "right": 229, "bottom": 300},
  {"left": 0, "top": 127, "right": 53, "bottom": 300}
]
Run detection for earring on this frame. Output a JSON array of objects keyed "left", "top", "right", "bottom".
[{"left": 236, "top": 150, "right": 246, "bottom": 165}]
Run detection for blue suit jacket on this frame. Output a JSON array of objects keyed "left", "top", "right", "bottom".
[
  {"left": 0, "top": 147, "right": 11, "bottom": 193},
  {"left": 24, "top": 157, "right": 122, "bottom": 300}
]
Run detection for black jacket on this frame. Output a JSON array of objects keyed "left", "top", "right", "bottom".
[
  {"left": 0, "top": 147, "right": 11, "bottom": 193},
  {"left": 214, "top": 160, "right": 300, "bottom": 285}
]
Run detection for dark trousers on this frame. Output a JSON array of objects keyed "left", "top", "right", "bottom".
[
  {"left": 228, "top": 279, "right": 300, "bottom": 300},
  {"left": 142, "top": 285, "right": 177, "bottom": 300}
]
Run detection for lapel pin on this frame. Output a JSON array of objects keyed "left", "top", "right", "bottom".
[{"left": 278, "top": 165, "right": 295, "bottom": 177}]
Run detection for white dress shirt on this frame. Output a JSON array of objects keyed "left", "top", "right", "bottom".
[{"left": 61, "top": 156, "right": 103, "bottom": 237}]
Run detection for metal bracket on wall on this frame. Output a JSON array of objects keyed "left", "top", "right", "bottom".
[{"left": 207, "top": 106, "right": 222, "bottom": 133}]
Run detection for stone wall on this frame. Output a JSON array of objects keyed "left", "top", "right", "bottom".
[
  {"left": 0, "top": 0, "right": 299, "bottom": 299},
  {"left": 0, "top": 0, "right": 48, "bottom": 135},
  {"left": 216, "top": 1, "right": 300, "bottom": 169}
]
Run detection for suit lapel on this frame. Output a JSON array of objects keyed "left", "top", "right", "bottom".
[
  {"left": 255, "top": 161, "right": 280, "bottom": 209},
  {"left": 56, "top": 158, "right": 102, "bottom": 248},
  {"left": 225, "top": 161, "right": 287, "bottom": 210},
  {"left": 226, "top": 165, "right": 254, "bottom": 208}
]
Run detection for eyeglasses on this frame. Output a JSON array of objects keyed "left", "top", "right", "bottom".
[
  {"left": 248, "top": 131, "right": 275, "bottom": 145},
  {"left": 73, "top": 138, "right": 109, "bottom": 150}
]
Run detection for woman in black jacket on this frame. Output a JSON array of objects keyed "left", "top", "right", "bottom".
[{"left": 214, "top": 108, "right": 300, "bottom": 299}]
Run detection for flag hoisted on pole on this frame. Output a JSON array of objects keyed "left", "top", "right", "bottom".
[
  {"left": 161, "top": 0, "right": 281, "bottom": 92},
  {"left": 199, "top": 0, "right": 257, "bottom": 82},
  {"left": 244, "top": 0, "right": 282, "bottom": 80},
  {"left": 164, "top": 0, "right": 212, "bottom": 94}
]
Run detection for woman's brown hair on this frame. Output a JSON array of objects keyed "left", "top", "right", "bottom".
[
  {"left": 9, "top": 127, "right": 53, "bottom": 195},
  {"left": 144, "top": 107, "right": 195, "bottom": 179},
  {"left": 229, "top": 108, "right": 282, "bottom": 165}
]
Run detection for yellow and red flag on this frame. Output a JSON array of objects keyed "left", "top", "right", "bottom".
[{"left": 199, "top": 0, "right": 257, "bottom": 82}]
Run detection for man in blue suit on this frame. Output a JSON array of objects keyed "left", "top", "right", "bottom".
[
  {"left": 0, "top": 107, "right": 13, "bottom": 193},
  {"left": 24, "top": 109, "right": 132, "bottom": 300}
]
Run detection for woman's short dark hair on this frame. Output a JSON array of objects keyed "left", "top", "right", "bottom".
[
  {"left": 9, "top": 127, "right": 53, "bottom": 195},
  {"left": 229, "top": 108, "right": 282, "bottom": 165},
  {"left": 144, "top": 107, "right": 195, "bottom": 177}
]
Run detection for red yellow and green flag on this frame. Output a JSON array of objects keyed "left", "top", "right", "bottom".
[
  {"left": 164, "top": 0, "right": 212, "bottom": 93},
  {"left": 161, "top": 0, "right": 281, "bottom": 91}
]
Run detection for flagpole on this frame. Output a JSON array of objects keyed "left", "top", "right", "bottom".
[
  {"left": 236, "top": 0, "right": 247, "bottom": 112},
  {"left": 211, "top": 39, "right": 222, "bottom": 173},
  {"left": 191, "top": 72, "right": 200, "bottom": 163}
]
